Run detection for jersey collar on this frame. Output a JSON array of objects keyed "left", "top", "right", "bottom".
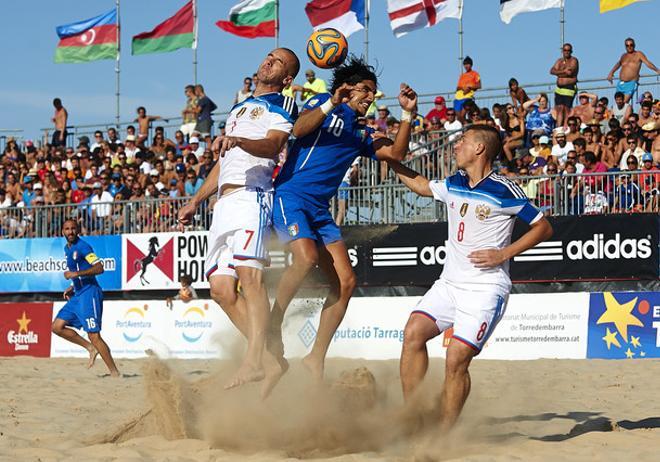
[{"left": 462, "top": 169, "right": 494, "bottom": 190}]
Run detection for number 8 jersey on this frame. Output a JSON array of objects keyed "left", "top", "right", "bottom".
[{"left": 429, "top": 171, "right": 542, "bottom": 290}]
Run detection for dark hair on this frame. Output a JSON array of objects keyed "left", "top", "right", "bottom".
[
  {"left": 137, "top": 106, "right": 146, "bottom": 113},
  {"left": 53, "top": 98, "right": 62, "bottom": 107},
  {"left": 330, "top": 56, "right": 377, "bottom": 94},
  {"left": 508, "top": 78, "right": 519, "bottom": 88},
  {"left": 463, "top": 56, "right": 473, "bottom": 65},
  {"left": 185, "top": 85, "right": 195, "bottom": 92},
  {"left": 583, "top": 151, "right": 596, "bottom": 164},
  {"left": 180, "top": 274, "right": 193, "bottom": 286},
  {"left": 278, "top": 47, "right": 300, "bottom": 79},
  {"left": 465, "top": 125, "right": 502, "bottom": 161},
  {"left": 62, "top": 218, "right": 78, "bottom": 229},
  {"left": 573, "top": 138, "right": 586, "bottom": 149},
  {"left": 641, "top": 101, "right": 652, "bottom": 109}
]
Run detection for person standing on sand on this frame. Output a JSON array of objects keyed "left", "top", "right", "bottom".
[
  {"left": 52, "top": 219, "right": 120, "bottom": 377},
  {"left": 390, "top": 125, "right": 553, "bottom": 430}
]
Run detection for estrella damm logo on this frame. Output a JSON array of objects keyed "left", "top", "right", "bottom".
[{"left": 586, "top": 292, "right": 660, "bottom": 359}]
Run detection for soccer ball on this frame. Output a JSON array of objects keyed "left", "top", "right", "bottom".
[{"left": 306, "top": 28, "right": 348, "bottom": 69}]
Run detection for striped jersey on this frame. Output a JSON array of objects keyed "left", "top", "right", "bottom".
[
  {"left": 429, "top": 171, "right": 542, "bottom": 289},
  {"left": 65, "top": 237, "right": 101, "bottom": 292},
  {"left": 219, "top": 93, "right": 298, "bottom": 192}
]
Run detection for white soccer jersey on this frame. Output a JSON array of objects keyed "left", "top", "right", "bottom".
[
  {"left": 218, "top": 93, "right": 297, "bottom": 192},
  {"left": 429, "top": 171, "right": 542, "bottom": 289}
]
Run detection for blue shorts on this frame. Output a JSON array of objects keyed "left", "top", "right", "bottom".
[
  {"left": 453, "top": 98, "right": 473, "bottom": 112},
  {"left": 337, "top": 181, "right": 351, "bottom": 200},
  {"left": 616, "top": 80, "right": 638, "bottom": 96},
  {"left": 56, "top": 285, "right": 103, "bottom": 333},
  {"left": 273, "top": 192, "right": 342, "bottom": 245}
]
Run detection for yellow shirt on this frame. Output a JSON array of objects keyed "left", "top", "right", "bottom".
[
  {"left": 302, "top": 78, "right": 327, "bottom": 101},
  {"left": 282, "top": 86, "right": 295, "bottom": 99},
  {"left": 367, "top": 90, "right": 385, "bottom": 116}
]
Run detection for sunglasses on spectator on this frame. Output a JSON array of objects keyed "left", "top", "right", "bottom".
[{"left": 627, "top": 160, "right": 637, "bottom": 164}]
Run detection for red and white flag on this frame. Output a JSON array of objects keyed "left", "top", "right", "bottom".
[{"left": 387, "top": 0, "right": 462, "bottom": 38}]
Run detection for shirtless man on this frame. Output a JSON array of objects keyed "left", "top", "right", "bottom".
[
  {"left": 51, "top": 98, "right": 68, "bottom": 147},
  {"left": 607, "top": 38, "right": 659, "bottom": 104},
  {"left": 550, "top": 43, "right": 579, "bottom": 128},
  {"left": 570, "top": 92, "right": 597, "bottom": 124},
  {"left": 135, "top": 107, "right": 165, "bottom": 146},
  {"left": 638, "top": 101, "right": 654, "bottom": 128}
]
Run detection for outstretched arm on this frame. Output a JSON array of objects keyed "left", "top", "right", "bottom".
[
  {"left": 386, "top": 160, "right": 432, "bottom": 197},
  {"left": 373, "top": 84, "right": 418, "bottom": 162},
  {"left": 292, "top": 84, "right": 353, "bottom": 138},
  {"left": 217, "top": 129, "right": 289, "bottom": 160},
  {"left": 640, "top": 52, "right": 660, "bottom": 74},
  {"left": 177, "top": 160, "right": 220, "bottom": 229},
  {"left": 468, "top": 217, "right": 553, "bottom": 268}
]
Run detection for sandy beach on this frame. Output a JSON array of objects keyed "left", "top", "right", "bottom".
[{"left": 1, "top": 356, "right": 659, "bottom": 461}]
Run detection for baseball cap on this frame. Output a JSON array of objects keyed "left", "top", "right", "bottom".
[
  {"left": 24, "top": 175, "right": 32, "bottom": 183},
  {"left": 92, "top": 181, "right": 102, "bottom": 189},
  {"left": 175, "top": 164, "right": 185, "bottom": 173},
  {"left": 150, "top": 170, "right": 159, "bottom": 176},
  {"left": 33, "top": 182, "right": 43, "bottom": 190},
  {"left": 170, "top": 178, "right": 177, "bottom": 185},
  {"left": 78, "top": 135, "right": 90, "bottom": 145},
  {"left": 539, "top": 135, "right": 550, "bottom": 144},
  {"left": 112, "top": 173, "right": 121, "bottom": 180},
  {"left": 434, "top": 96, "right": 445, "bottom": 104},
  {"left": 378, "top": 105, "right": 389, "bottom": 112},
  {"left": 125, "top": 134, "right": 136, "bottom": 142},
  {"left": 189, "top": 136, "right": 200, "bottom": 144},
  {"left": 642, "top": 152, "right": 653, "bottom": 162},
  {"left": 642, "top": 122, "right": 658, "bottom": 132}
]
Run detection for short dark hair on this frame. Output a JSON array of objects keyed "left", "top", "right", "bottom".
[
  {"left": 180, "top": 274, "right": 193, "bottom": 286},
  {"left": 573, "top": 138, "right": 586, "bottom": 149},
  {"left": 330, "top": 56, "right": 377, "bottom": 94},
  {"left": 278, "top": 47, "right": 300, "bottom": 79},
  {"left": 508, "top": 78, "right": 519, "bottom": 88},
  {"left": 62, "top": 218, "right": 78, "bottom": 229},
  {"left": 465, "top": 125, "right": 502, "bottom": 161},
  {"left": 614, "top": 91, "right": 624, "bottom": 99},
  {"left": 584, "top": 151, "right": 596, "bottom": 164},
  {"left": 137, "top": 106, "right": 146, "bottom": 113},
  {"left": 463, "top": 56, "right": 473, "bottom": 65}
]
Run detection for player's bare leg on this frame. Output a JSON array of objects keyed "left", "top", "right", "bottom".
[
  {"left": 223, "top": 266, "right": 270, "bottom": 390},
  {"left": 210, "top": 275, "right": 285, "bottom": 398},
  {"left": 87, "top": 332, "right": 120, "bottom": 377},
  {"left": 302, "top": 241, "right": 356, "bottom": 383},
  {"left": 268, "top": 238, "right": 319, "bottom": 360},
  {"left": 52, "top": 318, "right": 98, "bottom": 368},
  {"left": 400, "top": 313, "right": 440, "bottom": 401},
  {"left": 438, "top": 339, "right": 476, "bottom": 431}
]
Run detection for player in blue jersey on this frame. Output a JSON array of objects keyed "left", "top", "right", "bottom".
[
  {"left": 267, "top": 57, "right": 418, "bottom": 387},
  {"left": 390, "top": 125, "right": 552, "bottom": 430},
  {"left": 52, "top": 219, "right": 120, "bottom": 377}
]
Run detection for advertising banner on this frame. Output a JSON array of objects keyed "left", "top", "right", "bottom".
[
  {"left": 0, "top": 236, "right": 121, "bottom": 293},
  {"left": 0, "top": 303, "right": 53, "bottom": 357},
  {"left": 51, "top": 299, "right": 239, "bottom": 359},
  {"left": 586, "top": 291, "right": 660, "bottom": 359}
]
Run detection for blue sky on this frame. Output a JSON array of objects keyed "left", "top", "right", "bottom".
[{"left": 0, "top": 0, "right": 658, "bottom": 141}]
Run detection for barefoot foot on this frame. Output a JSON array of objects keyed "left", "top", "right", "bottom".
[
  {"left": 260, "top": 353, "right": 289, "bottom": 399},
  {"left": 224, "top": 364, "right": 265, "bottom": 390},
  {"left": 302, "top": 354, "right": 324, "bottom": 383},
  {"left": 87, "top": 348, "right": 99, "bottom": 369}
]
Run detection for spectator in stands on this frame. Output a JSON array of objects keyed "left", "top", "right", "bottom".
[
  {"left": 107, "top": 127, "right": 119, "bottom": 145},
  {"left": 22, "top": 176, "right": 35, "bottom": 207},
  {"left": 453, "top": 56, "right": 481, "bottom": 116},
  {"left": 180, "top": 85, "right": 198, "bottom": 138},
  {"left": 641, "top": 122, "right": 658, "bottom": 155},
  {"left": 135, "top": 106, "right": 164, "bottom": 147},
  {"left": 524, "top": 93, "right": 556, "bottom": 138},
  {"left": 375, "top": 105, "right": 389, "bottom": 133},
  {"left": 443, "top": 108, "right": 462, "bottom": 142},
  {"left": 51, "top": 98, "right": 68, "bottom": 147},
  {"left": 425, "top": 96, "right": 448, "bottom": 126},
  {"left": 90, "top": 131, "right": 104, "bottom": 151},
  {"left": 601, "top": 132, "right": 619, "bottom": 168},
  {"left": 551, "top": 130, "right": 574, "bottom": 164},
  {"left": 188, "top": 136, "right": 204, "bottom": 159},
  {"left": 109, "top": 173, "right": 129, "bottom": 198},
  {"left": 550, "top": 43, "right": 579, "bottom": 128},
  {"left": 638, "top": 101, "right": 654, "bottom": 128},
  {"left": 569, "top": 92, "right": 597, "bottom": 123},
  {"left": 5, "top": 172, "right": 20, "bottom": 204},
  {"left": 620, "top": 136, "right": 645, "bottom": 169},
  {"left": 335, "top": 158, "right": 360, "bottom": 226},
  {"left": 173, "top": 130, "right": 188, "bottom": 156},
  {"left": 529, "top": 131, "right": 549, "bottom": 159},
  {"left": 194, "top": 84, "right": 217, "bottom": 142},
  {"left": 508, "top": 78, "right": 529, "bottom": 109},
  {"left": 613, "top": 173, "right": 641, "bottom": 212},
  {"left": 611, "top": 91, "right": 632, "bottom": 125},
  {"left": 150, "top": 132, "right": 169, "bottom": 157},
  {"left": 607, "top": 37, "right": 660, "bottom": 104},
  {"left": 234, "top": 76, "right": 253, "bottom": 105},
  {"left": 124, "top": 135, "right": 140, "bottom": 163},
  {"left": 583, "top": 127, "right": 601, "bottom": 160},
  {"left": 197, "top": 151, "right": 215, "bottom": 179},
  {"left": 501, "top": 104, "right": 525, "bottom": 161},
  {"left": 301, "top": 69, "right": 327, "bottom": 102},
  {"left": 564, "top": 116, "right": 581, "bottom": 143},
  {"left": 640, "top": 152, "right": 659, "bottom": 211}
]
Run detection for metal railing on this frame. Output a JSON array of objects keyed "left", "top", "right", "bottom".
[{"left": 2, "top": 171, "right": 657, "bottom": 238}]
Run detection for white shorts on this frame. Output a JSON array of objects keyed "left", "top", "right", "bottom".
[
  {"left": 180, "top": 122, "right": 197, "bottom": 137},
  {"left": 205, "top": 188, "right": 272, "bottom": 279},
  {"left": 412, "top": 278, "right": 509, "bottom": 353}
]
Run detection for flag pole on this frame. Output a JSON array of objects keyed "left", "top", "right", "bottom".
[
  {"left": 275, "top": 0, "right": 280, "bottom": 48},
  {"left": 115, "top": 0, "right": 121, "bottom": 128},
  {"left": 364, "top": 0, "right": 370, "bottom": 63},
  {"left": 559, "top": 0, "right": 565, "bottom": 49},
  {"left": 458, "top": 0, "right": 464, "bottom": 72},
  {"left": 193, "top": 0, "right": 198, "bottom": 84}
]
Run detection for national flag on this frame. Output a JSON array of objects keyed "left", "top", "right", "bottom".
[
  {"left": 499, "top": 0, "right": 562, "bottom": 24},
  {"left": 55, "top": 9, "right": 118, "bottom": 63},
  {"left": 387, "top": 0, "right": 462, "bottom": 38},
  {"left": 600, "top": 0, "right": 646, "bottom": 13},
  {"left": 132, "top": 1, "right": 194, "bottom": 55},
  {"left": 305, "top": 0, "right": 367, "bottom": 38},
  {"left": 216, "top": 0, "right": 277, "bottom": 38}
]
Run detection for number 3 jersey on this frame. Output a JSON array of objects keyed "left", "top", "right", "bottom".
[
  {"left": 275, "top": 93, "right": 377, "bottom": 206},
  {"left": 429, "top": 171, "right": 542, "bottom": 289},
  {"left": 219, "top": 93, "right": 298, "bottom": 192}
]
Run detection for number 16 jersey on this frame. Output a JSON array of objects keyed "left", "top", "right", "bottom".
[{"left": 429, "top": 171, "right": 542, "bottom": 290}]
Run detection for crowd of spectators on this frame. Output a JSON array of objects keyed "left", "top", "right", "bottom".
[{"left": 1, "top": 38, "right": 659, "bottom": 237}]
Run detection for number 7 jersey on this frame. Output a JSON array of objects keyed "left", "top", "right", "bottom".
[{"left": 429, "top": 171, "right": 542, "bottom": 289}]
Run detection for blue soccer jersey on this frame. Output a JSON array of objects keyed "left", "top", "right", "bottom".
[
  {"left": 65, "top": 238, "right": 101, "bottom": 292},
  {"left": 274, "top": 93, "right": 378, "bottom": 206}
]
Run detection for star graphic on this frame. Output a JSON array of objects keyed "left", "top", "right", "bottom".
[
  {"left": 630, "top": 336, "right": 641, "bottom": 348},
  {"left": 596, "top": 293, "right": 643, "bottom": 342},
  {"left": 625, "top": 348, "right": 635, "bottom": 359},
  {"left": 16, "top": 311, "right": 31, "bottom": 334},
  {"left": 640, "top": 351, "right": 646, "bottom": 357},
  {"left": 602, "top": 328, "right": 621, "bottom": 350}
]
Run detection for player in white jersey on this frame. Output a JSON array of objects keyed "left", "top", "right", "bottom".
[
  {"left": 389, "top": 125, "right": 553, "bottom": 430},
  {"left": 178, "top": 48, "right": 300, "bottom": 393}
]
